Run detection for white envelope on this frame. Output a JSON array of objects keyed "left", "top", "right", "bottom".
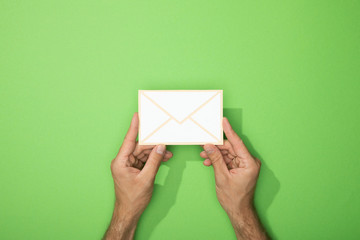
[{"left": 138, "top": 90, "right": 223, "bottom": 145}]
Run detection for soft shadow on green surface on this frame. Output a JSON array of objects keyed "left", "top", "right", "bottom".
[
  {"left": 224, "top": 108, "right": 280, "bottom": 239},
  {"left": 245, "top": 136, "right": 280, "bottom": 239},
  {"left": 135, "top": 145, "right": 186, "bottom": 238}
]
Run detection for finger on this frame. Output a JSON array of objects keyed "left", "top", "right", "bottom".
[
  {"left": 118, "top": 113, "right": 139, "bottom": 159},
  {"left": 140, "top": 144, "right": 166, "bottom": 179},
  {"left": 133, "top": 158, "right": 144, "bottom": 170},
  {"left": 216, "top": 140, "right": 231, "bottom": 150},
  {"left": 227, "top": 152, "right": 235, "bottom": 159},
  {"left": 164, "top": 151, "right": 173, "bottom": 159},
  {"left": 220, "top": 149, "right": 229, "bottom": 155},
  {"left": 204, "top": 144, "right": 229, "bottom": 178},
  {"left": 223, "top": 155, "right": 233, "bottom": 164},
  {"left": 203, "top": 159, "right": 211, "bottom": 166},
  {"left": 223, "top": 117, "right": 251, "bottom": 158},
  {"left": 162, "top": 152, "right": 173, "bottom": 162},
  {"left": 205, "top": 155, "right": 233, "bottom": 166},
  {"left": 137, "top": 149, "right": 153, "bottom": 161},
  {"left": 230, "top": 156, "right": 245, "bottom": 168},
  {"left": 128, "top": 154, "right": 144, "bottom": 169},
  {"left": 200, "top": 151, "right": 207, "bottom": 158},
  {"left": 227, "top": 160, "right": 237, "bottom": 170},
  {"left": 202, "top": 148, "right": 231, "bottom": 157},
  {"left": 202, "top": 147, "right": 232, "bottom": 160},
  {"left": 255, "top": 158, "right": 262, "bottom": 167},
  {"left": 162, "top": 151, "right": 173, "bottom": 162},
  {"left": 139, "top": 150, "right": 172, "bottom": 163},
  {"left": 202, "top": 149, "right": 233, "bottom": 164},
  {"left": 133, "top": 144, "right": 155, "bottom": 157},
  {"left": 212, "top": 140, "right": 236, "bottom": 156},
  {"left": 137, "top": 152, "right": 147, "bottom": 161}
]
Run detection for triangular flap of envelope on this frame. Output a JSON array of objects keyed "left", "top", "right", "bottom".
[{"left": 143, "top": 91, "right": 220, "bottom": 122}]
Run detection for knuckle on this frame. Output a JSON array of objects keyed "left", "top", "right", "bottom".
[
  {"left": 110, "top": 159, "right": 116, "bottom": 170},
  {"left": 256, "top": 158, "right": 262, "bottom": 166}
]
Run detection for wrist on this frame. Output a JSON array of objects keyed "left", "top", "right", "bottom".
[
  {"left": 225, "top": 198, "right": 255, "bottom": 223},
  {"left": 113, "top": 202, "right": 140, "bottom": 225},
  {"left": 104, "top": 202, "right": 139, "bottom": 239},
  {"left": 226, "top": 203, "right": 268, "bottom": 240},
  {"left": 104, "top": 201, "right": 141, "bottom": 240}
]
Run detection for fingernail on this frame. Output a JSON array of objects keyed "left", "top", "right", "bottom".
[
  {"left": 157, "top": 144, "right": 165, "bottom": 154},
  {"left": 204, "top": 145, "right": 213, "bottom": 154}
]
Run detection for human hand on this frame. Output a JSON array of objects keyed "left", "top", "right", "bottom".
[
  {"left": 200, "top": 117, "right": 268, "bottom": 239},
  {"left": 104, "top": 113, "right": 173, "bottom": 240}
]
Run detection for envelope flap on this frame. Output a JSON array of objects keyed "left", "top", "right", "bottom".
[{"left": 142, "top": 90, "right": 220, "bottom": 122}]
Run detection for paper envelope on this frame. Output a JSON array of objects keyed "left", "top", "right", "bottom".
[{"left": 138, "top": 90, "right": 223, "bottom": 145}]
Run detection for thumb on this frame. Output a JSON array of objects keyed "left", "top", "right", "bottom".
[
  {"left": 140, "top": 144, "right": 166, "bottom": 179},
  {"left": 204, "top": 144, "right": 229, "bottom": 178}
]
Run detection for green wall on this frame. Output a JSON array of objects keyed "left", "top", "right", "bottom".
[{"left": 1, "top": 1, "right": 359, "bottom": 239}]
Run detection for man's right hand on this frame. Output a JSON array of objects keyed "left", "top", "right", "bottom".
[{"left": 200, "top": 117, "right": 269, "bottom": 240}]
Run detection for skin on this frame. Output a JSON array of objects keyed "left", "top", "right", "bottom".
[
  {"left": 200, "top": 117, "right": 269, "bottom": 240},
  {"left": 104, "top": 113, "right": 269, "bottom": 240},
  {"left": 103, "top": 113, "right": 173, "bottom": 240}
]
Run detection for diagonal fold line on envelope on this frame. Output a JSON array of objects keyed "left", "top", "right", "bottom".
[
  {"left": 189, "top": 117, "right": 220, "bottom": 141},
  {"left": 141, "top": 91, "right": 221, "bottom": 143},
  {"left": 142, "top": 91, "right": 220, "bottom": 124},
  {"left": 141, "top": 118, "right": 172, "bottom": 142}
]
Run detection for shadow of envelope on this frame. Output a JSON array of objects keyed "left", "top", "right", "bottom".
[{"left": 138, "top": 90, "right": 223, "bottom": 145}]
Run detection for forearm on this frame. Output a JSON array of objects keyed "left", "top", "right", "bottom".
[
  {"left": 228, "top": 205, "right": 269, "bottom": 240},
  {"left": 103, "top": 204, "right": 139, "bottom": 240}
]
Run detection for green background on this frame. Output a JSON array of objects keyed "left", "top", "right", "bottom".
[{"left": 1, "top": 1, "right": 359, "bottom": 239}]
